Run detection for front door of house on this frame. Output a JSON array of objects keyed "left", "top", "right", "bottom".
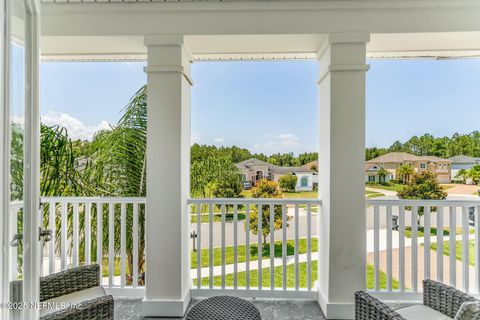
[{"left": 1, "top": 1, "right": 41, "bottom": 319}]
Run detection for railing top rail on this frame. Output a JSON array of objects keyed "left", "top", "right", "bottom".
[
  {"left": 366, "top": 198, "right": 480, "bottom": 206},
  {"left": 187, "top": 198, "right": 322, "bottom": 205},
  {"left": 40, "top": 196, "right": 146, "bottom": 204}
]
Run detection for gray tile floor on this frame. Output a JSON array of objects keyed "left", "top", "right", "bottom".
[{"left": 115, "top": 297, "right": 326, "bottom": 320}]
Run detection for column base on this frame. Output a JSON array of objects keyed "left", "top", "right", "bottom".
[
  {"left": 318, "top": 290, "right": 354, "bottom": 320},
  {"left": 142, "top": 290, "right": 191, "bottom": 317}
]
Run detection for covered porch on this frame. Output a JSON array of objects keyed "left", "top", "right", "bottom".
[{"left": 8, "top": 1, "right": 480, "bottom": 319}]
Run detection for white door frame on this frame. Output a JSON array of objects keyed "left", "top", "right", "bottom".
[{"left": 1, "top": 0, "right": 40, "bottom": 319}]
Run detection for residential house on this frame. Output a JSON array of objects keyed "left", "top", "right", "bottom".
[
  {"left": 449, "top": 155, "right": 480, "bottom": 183},
  {"left": 365, "top": 152, "right": 452, "bottom": 184},
  {"left": 236, "top": 158, "right": 317, "bottom": 191}
]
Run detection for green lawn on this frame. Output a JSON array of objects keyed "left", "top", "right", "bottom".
[
  {"left": 191, "top": 238, "right": 317, "bottom": 269},
  {"left": 194, "top": 262, "right": 398, "bottom": 290},
  {"left": 365, "top": 183, "right": 405, "bottom": 192},
  {"left": 430, "top": 240, "right": 475, "bottom": 266},
  {"left": 241, "top": 190, "right": 318, "bottom": 199},
  {"left": 191, "top": 212, "right": 247, "bottom": 223},
  {"left": 365, "top": 190, "right": 385, "bottom": 199},
  {"left": 404, "top": 227, "right": 474, "bottom": 239}
]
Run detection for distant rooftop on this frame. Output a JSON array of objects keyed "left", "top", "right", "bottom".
[
  {"left": 448, "top": 155, "right": 480, "bottom": 164},
  {"left": 236, "top": 158, "right": 315, "bottom": 174},
  {"left": 367, "top": 152, "right": 451, "bottom": 164}
]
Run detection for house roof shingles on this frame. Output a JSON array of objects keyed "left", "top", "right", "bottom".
[
  {"left": 236, "top": 158, "right": 315, "bottom": 175},
  {"left": 448, "top": 155, "right": 480, "bottom": 164},
  {"left": 367, "top": 152, "right": 451, "bottom": 164}
]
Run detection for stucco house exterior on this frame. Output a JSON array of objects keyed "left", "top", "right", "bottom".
[
  {"left": 449, "top": 155, "right": 480, "bottom": 183},
  {"left": 365, "top": 152, "right": 452, "bottom": 184},
  {"left": 236, "top": 158, "right": 317, "bottom": 191}
]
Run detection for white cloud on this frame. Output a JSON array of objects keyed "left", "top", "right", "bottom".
[
  {"left": 41, "top": 111, "right": 111, "bottom": 141},
  {"left": 252, "top": 133, "right": 315, "bottom": 155},
  {"left": 213, "top": 137, "right": 225, "bottom": 144},
  {"left": 191, "top": 133, "right": 202, "bottom": 145}
]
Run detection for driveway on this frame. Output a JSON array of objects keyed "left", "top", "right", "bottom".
[{"left": 444, "top": 184, "right": 479, "bottom": 197}]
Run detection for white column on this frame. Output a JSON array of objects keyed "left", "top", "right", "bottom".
[
  {"left": 317, "top": 33, "right": 370, "bottom": 319},
  {"left": 142, "top": 34, "right": 192, "bottom": 318}
]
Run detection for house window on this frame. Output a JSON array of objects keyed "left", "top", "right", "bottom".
[
  {"left": 255, "top": 171, "right": 263, "bottom": 181},
  {"left": 368, "top": 176, "right": 375, "bottom": 182},
  {"left": 301, "top": 176, "right": 308, "bottom": 187},
  {"left": 420, "top": 163, "right": 426, "bottom": 169}
]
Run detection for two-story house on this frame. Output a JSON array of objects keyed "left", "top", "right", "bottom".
[{"left": 365, "top": 152, "right": 452, "bottom": 184}]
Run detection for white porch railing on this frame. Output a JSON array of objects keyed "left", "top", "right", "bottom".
[
  {"left": 367, "top": 198, "right": 480, "bottom": 299},
  {"left": 40, "top": 196, "right": 146, "bottom": 293},
  {"left": 187, "top": 198, "right": 321, "bottom": 299}
]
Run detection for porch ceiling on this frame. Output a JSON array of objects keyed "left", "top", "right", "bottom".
[{"left": 40, "top": 0, "right": 480, "bottom": 61}]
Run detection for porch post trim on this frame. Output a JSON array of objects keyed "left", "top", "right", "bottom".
[{"left": 143, "top": 65, "right": 194, "bottom": 85}]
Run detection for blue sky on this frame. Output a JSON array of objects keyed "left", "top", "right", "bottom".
[{"left": 40, "top": 58, "right": 480, "bottom": 154}]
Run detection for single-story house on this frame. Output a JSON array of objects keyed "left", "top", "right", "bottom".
[
  {"left": 236, "top": 158, "right": 317, "bottom": 191},
  {"left": 449, "top": 155, "right": 480, "bottom": 184}
]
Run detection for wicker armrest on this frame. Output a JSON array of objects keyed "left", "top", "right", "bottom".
[
  {"left": 40, "top": 265, "right": 101, "bottom": 301},
  {"left": 423, "top": 279, "right": 477, "bottom": 318},
  {"left": 40, "top": 295, "right": 114, "bottom": 320},
  {"left": 355, "top": 291, "right": 406, "bottom": 320}
]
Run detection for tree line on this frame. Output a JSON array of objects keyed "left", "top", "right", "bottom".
[{"left": 366, "top": 132, "right": 480, "bottom": 161}]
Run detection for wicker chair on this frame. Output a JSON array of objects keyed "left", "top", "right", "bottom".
[
  {"left": 355, "top": 280, "right": 478, "bottom": 320},
  {"left": 41, "top": 264, "right": 114, "bottom": 320},
  {"left": 12, "top": 264, "right": 113, "bottom": 320}
]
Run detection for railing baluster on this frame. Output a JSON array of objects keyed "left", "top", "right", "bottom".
[
  {"left": 233, "top": 204, "right": 238, "bottom": 290},
  {"left": 307, "top": 203, "right": 312, "bottom": 291},
  {"left": 73, "top": 203, "right": 79, "bottom": 268},
  {"left": 269, "top": 204, "right": 274, "bottom": 290},
  {"left": 133, "top": 203, "right": 139, "bottom": 288},
  {"left": 246, "top": 204, "right": 250, "bottom": 289},
  {"left": 462, "top": 206, "right": 469, "bottom": 292},
  {"left": 196, "top": 203, "right": 201, "bottom": 289},
  {"left": 49, "top": 202, "right": 56, "bottom": 274},
  {"left": 399, "top": 206, "right": 405, "bottom": 292},
  {"left": 221, "top": 204, "right": 226, "bottom": 289},
  {"left": 258, "top": 204, "right": 262, "bottom": 289},
  {"left": 450, "top": 206, "right": 457, "bottom": 287},
  {"left": 476, "top": 205, "right": 480, "bottom": 294},
  {"left": 373, "top": 204, "right": 380, "bottom": 291},
  {"left": 437, "top": 206, "right": 444, "bottom": 283},
  {"left": 294, "top": 204, "right": 299, "bottom": 291},
  {"left": 386, "top": 205, "right": 392, "bottom": 291},
  {"left": 61, "top": 202, "right": 67, "bottom": 271},
  {"left": 120, "top": 203, "right": 126, "bottom": 288},
  {"left": 411, "top": 206, "right": 418, "bottom": 292},
  {"left": 97, "top": 203, "right": 103, "bottom": 284},
  {"left": 85, "top": 202, "right": 92, "bottom": 266},
  {"left": 108, "top": 203, "right": 114, "bottom": 287},
  {"left": 282, "top": 204, "right": 287, "bottom": 291},
  {"left": 208, "top": 203, "right": 214, "bottom": 289},
  {"left": 424, "top": 206, "right": 431, "bottom": 281}
]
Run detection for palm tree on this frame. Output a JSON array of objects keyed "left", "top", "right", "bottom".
[
  {"left": 85, "top": 85, "right": 147, "bottom": 282},
  {"left": 376, "top": 167, "right": 390, "bottom": 183},
  {"left": 397, "top": 164, "right": 415, "bottom": 184},
  {"left": 455, "top": 168, "right": 468, "bottom": 184},
  {"left": 467, "top": 165, "right": 480, "bottom": 185}
]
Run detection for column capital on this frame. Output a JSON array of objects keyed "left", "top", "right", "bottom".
[
  {"left": 317, "top": 33, "right": 370, "bottom": 84},
  {"left": 144, "top": 34, "right": 193, "bottom": 85}
]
